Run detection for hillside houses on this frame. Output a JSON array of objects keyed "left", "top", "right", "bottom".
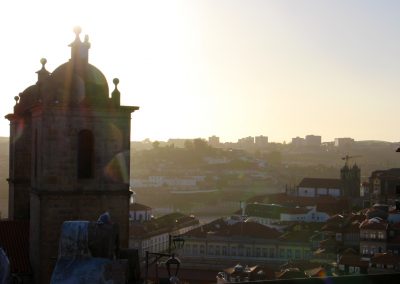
[
  {"left": 129, "top": 212, "right": 199, "bottom": 257},
  {"left": 296, "top": 178, "right": 342, "bottom": 197},
  {"left": 240, "top": 203, "right": 329, "bottom": 226}
]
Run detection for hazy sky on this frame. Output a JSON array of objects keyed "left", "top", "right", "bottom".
[{"left": 1, "top": 0, "right": 400, "bottom": 143}]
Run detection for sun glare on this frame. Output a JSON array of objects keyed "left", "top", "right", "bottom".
[{"left": 1, "top": 1, "right": 400, "bottom": 142}]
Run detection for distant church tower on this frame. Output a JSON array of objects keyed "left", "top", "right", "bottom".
[
  {"left": 6, "top": 28, "right": 139, "bottom": 283},
  {"left": 340, "top": 163, "right": 361, "bottom": 198}
]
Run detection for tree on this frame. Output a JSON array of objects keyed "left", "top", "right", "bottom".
[
  {"left": 152, "top": 141, "right": 160, "bottom": 149},
  {"left": 266, "top": 151, "right": 282, "bottom": 166}
]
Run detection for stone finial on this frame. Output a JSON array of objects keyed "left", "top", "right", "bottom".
[
  {"left": 36, "top": 58, "right": 50, "bottom": 82},
  {"left": 113, "top": 78, "right": 120, "bottom": 88},
  {"left": 111, "top": 78, "right": 120, "bottom": 106},
  {"left": 84, "top": 35, "right": 91, "bottom": 49},
  {"left": 40, "top": 58, "right": 47, "bottom": 67},
  {"left": 73, "top": 26, "right": 82, "bottom": 38},
  {"left": 14, "top": 95, "right": 20, "bottom": 105}
]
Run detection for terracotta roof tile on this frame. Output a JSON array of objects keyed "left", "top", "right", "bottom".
[
  {"left": 129, "top": 203, "right": 152, "bottom": 211},
  {"left": 276, "top": 268, "right": 308, "bottom": 279},
  {"left": 219, "top": 222, "right": 281, "bottom": 239},
  {"left": 339, "top": 255, "right": 369, "bottom": 267},
  {"left": 371, "top": 253, "right": 400, "bottom": 265},
  {"left": 184, "top": 220, "right": 280, "bottom": 239},
  {"left": 298, "top": 178, "right": 342, "bottom": 189},
  {"left": 305, "top": 267, "right": 327, "bottom": 277},
  {"left": 359, "top": 218, "right": 388, "bottom": 230},
  {"left": 260, "top": 193, "right": 349, "bottom": 215}
]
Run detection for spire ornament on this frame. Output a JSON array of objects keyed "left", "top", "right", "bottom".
[{"left": 111, "top": 78, "right": 120, "bottom": 106}]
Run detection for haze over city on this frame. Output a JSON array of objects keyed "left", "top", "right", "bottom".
[{"left": 1, "top": 0, "right": 400, "bottom": 143}]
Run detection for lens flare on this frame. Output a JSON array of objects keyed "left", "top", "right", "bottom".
[{"left": 104, "top": 151, "right": 129, "bottom": 183}]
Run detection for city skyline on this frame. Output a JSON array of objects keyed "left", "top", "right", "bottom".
[{"left": 1, "top": 1, "right": 400, "bottom": 143}]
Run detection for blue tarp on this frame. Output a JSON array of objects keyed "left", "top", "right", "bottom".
[
  {"left": 50, "top": 221, "right": 114, "bottom": 284},
  {"left": 0, "top": 248, "right": 10, "bottom": 284},
  {"left": 51, "top": 257, "right": 113, "bottom": 284}
]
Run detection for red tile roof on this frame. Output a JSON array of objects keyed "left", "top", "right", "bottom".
[
  {"left": 298, "top": 178, "right": 342, "bottom": 189},
  {"left": 275, "top": 268, "right": 308, "bottom": 279},
  {"left": 259, "top": 193, "right": 349, "bottom": 215},
  {"left": 218, "top": 222, "right": 281, "bottom": 239},
  {"left": 0, "top": 220, "right": 30, "bottom": 274},
  {"left": 279, "top": 230, "right": 314, "bottom": 243},
  {"left": 280, "top": 260, "right": 323, "bottom": 271},
  {"left": 130, "top": 212, "right": 199, "bottom": 238},
  {"left": 342, "top": 221, "right": 361, "bottom": 233},
  {"left": 184, "top": 220, "right": 280, "bottom": 239},
  {"left": 281, "top": 207, "right": 310, "bottom": 215},
  {"left": 339, "top": 255, "right": 369, "bottom": 267},
  {"left": 129, "top": 203, "right": 152, "bottom": 211},
  {"left": 371, "top": 253, "right": 400, "bottom": 265},
  {"left": 341, "top": 248, "right": 358, "bottom": 256},
  {"left": 148, "top": 266, "right": 219, "bottom": 283},
  {"left": 359, "top": 218, "right": 388, "bottom": 230},
  {"left": 305, "top": 267, "right": 327, "bottom": 277},
  {"left": 224, "top": 264, "right": 275, "bottom": 280}
]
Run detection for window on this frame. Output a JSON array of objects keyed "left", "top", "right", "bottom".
[
  {"left": 287, "top": 249, "right": 292, "bottom": 258},
  {"left": 246, "top": 247, "right": 251, "bottom": 257},
  {"left": 269, "top": 248, "right": 275, "bottom": 258},
  {"left": 193, "top": 244, "right": 199, "bottom": 255},
  {"left": 396, "top": 185, "right": 400, "bottom": 195},
  {"left": 208, "top": 245, "right": 214, "bottom": 255},
  {"left": 200, "top": 245, "right": 205, "bottom": 255},
  {"left": 222, "top": 246, "right": 227, "bottom": 256},
  {"left": 295, "top": 249, "right": 301, "bottom": 259},
  {"left": 231, "top": 247, "right": 237, "bottom": 256},
  {"left": 378, "top": 231, "right": 385, "bottom": 239},
  {"left": 78, "top": 130, "right": 94, "bottom": 178},
  {"left": 184, "top": 244, "right": 190, "bottom": 254},
  {"left": 361, "top": 231, "right": 368, "bottom": 239},
  {"left": 262, "top": 248, "right": 268, "bottom": 257},
  {"left": 216, "top": 245, "right": 220, "bottom": 256},
  {"left": 238, "top": 247, "right": 244, "bottom": 257},
  {"left": 280, "top": 249, "right": 285, "bottom": 258},
  {"left": 255, "top": 248, "right": 261, "bottom": 257}
]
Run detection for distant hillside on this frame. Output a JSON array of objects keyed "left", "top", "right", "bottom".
[{"left": 1, "top": 136, "right": 400, "bottom": 218}]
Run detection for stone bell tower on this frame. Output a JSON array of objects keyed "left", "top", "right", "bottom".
[{"left": 6, "top": 27, "right": 139, "bottom": 283}]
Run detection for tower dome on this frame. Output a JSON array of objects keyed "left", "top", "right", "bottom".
[
  {"left": 45, "top": 61, "right": 109, "bottom": 106},
  {"left": 43, "top": 28, "right": 109, "bottom": 106}
]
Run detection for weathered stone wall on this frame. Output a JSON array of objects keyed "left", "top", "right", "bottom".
[
  {"left": 32, "top": 191, "right": 129, "bottom": 283},
  {"left": 28, "top": 105, "right": 133, "bottom": 283},
  {"left": 8, "top": 114, "right": 32, "bottom": 219},
  {"left": 33, "top": 107, "right": 131, "bottom": 191}
]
